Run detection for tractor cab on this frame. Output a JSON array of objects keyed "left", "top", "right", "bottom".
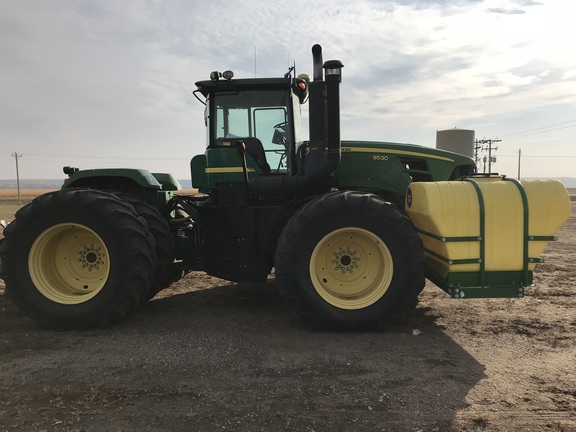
[
  {"left": 192, "top": 46, "right": 344, "bottom": 202},
  {"left": 191, "top": 75, "right": 309, "bottom": 195}
]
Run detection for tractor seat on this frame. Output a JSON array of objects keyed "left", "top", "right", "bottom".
[{"left": 240, "top": 137, "right": 271, "bottom": 174}]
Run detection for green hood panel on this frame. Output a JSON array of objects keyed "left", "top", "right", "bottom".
[{"left": 333, "top": 141, "right": 476, "bottom": 205}]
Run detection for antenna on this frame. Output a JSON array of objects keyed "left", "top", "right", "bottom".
[
  {"left": 287, "top": 50, "right": 296, "bottom": 76},
  {"left": 254, "top": 46, "right": 257, "bottom": 77}
]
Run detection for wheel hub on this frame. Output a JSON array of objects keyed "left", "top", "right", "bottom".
[
  {"left": 332, "top": 247, "right": 359, "bottom": 274},
  {"left": 29, "top": 223, "right": 110, "bottom": 304},
  {"left": 310, "top": 227, "right": 394, "bottom": 310},
  {"left": 78, "top": 244, "right": 105, "bottom": 271}
]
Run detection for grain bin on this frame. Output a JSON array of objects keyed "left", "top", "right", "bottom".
[{"left": 436, "top": 128, "right": 475, "bottom": 158}]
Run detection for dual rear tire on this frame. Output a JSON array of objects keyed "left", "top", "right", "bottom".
[{"left": 1, "top": 189, "right": 166, "bottom": 330}]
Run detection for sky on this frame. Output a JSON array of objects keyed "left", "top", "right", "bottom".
[{"left": 0, "top": 0, "right": 575, "bottom": 181}]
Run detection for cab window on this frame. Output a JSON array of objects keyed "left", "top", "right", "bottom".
[{"left": 211, "top": 89, "right": 292, "bottom": 173}]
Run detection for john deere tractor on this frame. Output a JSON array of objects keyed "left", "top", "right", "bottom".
[{"left": 0, "top": 45, "right": 570, "bottom": 330}]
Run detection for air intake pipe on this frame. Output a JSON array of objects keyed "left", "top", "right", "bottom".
[{"left": 250, "top": 44, "right": 343, "bottom": 195}]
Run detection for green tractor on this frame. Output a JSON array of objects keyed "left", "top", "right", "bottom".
[{"left": 0, "top": 45, "right": 570, "bottom": 330}]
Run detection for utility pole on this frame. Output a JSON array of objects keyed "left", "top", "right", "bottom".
[
  {"left": 476, "top": 138, "right": 501, "bottom": 173},
  {"left": 12, "top": 152, "right": 23, "bottom": 205},
  {"left": 473, "top": 139, "right": 483, "bottom": 165}
]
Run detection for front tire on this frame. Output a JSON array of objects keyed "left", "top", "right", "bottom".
[
  {"left": 275, "top": 191, "right": 425, "bottom": 330},
  {"left": 2, "top": 189, "right": 156, "bottom": 329}
]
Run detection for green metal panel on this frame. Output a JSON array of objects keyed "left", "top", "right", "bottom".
[
  {"left": 333, "top": 141, "right": 475, "bottom": 206},
  {"left": 428, "top": 270, "right": 530, "bottom": 298},
  {"left": 191, "top": 154, "right": 208, "bottom": 192},
  {"left": 152, "top": 173, "right": 182, "bottom": 191},
  {"left": 61, "top": 168, "right": 173, "bottom": 213},
  {"left": 201, "top": 146, "right": 264, "bottom": 192},
  {"left": 63, "top": 168, "right": 162, "bottom": 190},
  {"left": 128, "top": 189, "right": 174, "bottom": 213}
]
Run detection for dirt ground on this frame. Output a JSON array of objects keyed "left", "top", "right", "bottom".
[{"left": 0, "top": 192, "right": 575, "bottom": 432}]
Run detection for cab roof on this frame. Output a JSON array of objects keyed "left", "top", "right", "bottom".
[{"left": 194, "top": 77, "right": 292, "bottom": 97}]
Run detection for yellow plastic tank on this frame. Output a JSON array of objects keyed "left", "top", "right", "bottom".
[{"left": 405, "top": 177, "right": 570, "bottom": 295}]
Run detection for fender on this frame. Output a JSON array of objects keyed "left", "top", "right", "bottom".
[{"left": 62, "top": 168, "right": 180, "bottom": 191}]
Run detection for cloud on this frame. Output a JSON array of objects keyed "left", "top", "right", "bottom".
[
  {"left": 0, "top": 0, "right": 574, "bottom": 179},
  {"left": 390, "top": 0, "right": 483, "bottom": 8},
  {"left": 486, "top": 7, "right": 526, "bottom": 14},
  {"left": 484, "top": 0, "right": 543, "bottom": 15},
  {"left": 519, "top": 0, "right": 543, "bottom": 5}
]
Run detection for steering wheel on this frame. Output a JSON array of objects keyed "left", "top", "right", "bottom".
[{"left": 272, "top": 121, "right": 288, "bottom": 145}]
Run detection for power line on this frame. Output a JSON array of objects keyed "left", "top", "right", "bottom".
[
  {"left": 496, "top": 154, "right": 576, "bottom": 158},
  {"left": 504, "top": 119, "right": 576, "bottom": 137},
  {"left": 502, "top": 120, "right": 576, "bottom": 140},
  {"left": 506, "top": 124, "right": 576, "bottom": 140},
  {"left": 20, "top": 153, "right": 188, "bottom": 162}
]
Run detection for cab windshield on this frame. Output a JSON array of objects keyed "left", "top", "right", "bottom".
[{"left": 210, "top": 89, "right": 296, "bottom": 173}]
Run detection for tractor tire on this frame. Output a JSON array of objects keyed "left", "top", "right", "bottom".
[
  {"left": 275, "top": 191, "right": 425, "bottom": 331},
  {"left": 1, "top": 189, "right": 156, "bottom": 330},
  {"left": 114, "top": 193, "right": 175, "bottom": 301}
]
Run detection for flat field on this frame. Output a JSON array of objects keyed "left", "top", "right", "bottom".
[
  {"left": 0, "top": 189, "right": 56, "bottom": 228},
  {"left": 0, "top": 189, "right": 575, "bottom": 431}
]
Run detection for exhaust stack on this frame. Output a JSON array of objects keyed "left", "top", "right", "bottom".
[{"left": 312, "top": 44, "right": 324, "bottom": 81}]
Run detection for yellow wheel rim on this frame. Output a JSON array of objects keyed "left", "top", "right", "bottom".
[
  {"left": 28, "top": 223, "right": 110, "bottom": 304},
  {"left": 310, "top": 227, "right": 393, "bottom": 310}
]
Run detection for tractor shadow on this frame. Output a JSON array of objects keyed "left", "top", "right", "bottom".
[
  {"left": 128, "top": 276, "right": 486, "bottom": 431},
  {"left": 0, "top": 276, "right": 485, "bottom": 431}
]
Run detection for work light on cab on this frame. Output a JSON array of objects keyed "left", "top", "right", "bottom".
[{"left": 209, "top": 70, "right": 234, "bottom": 81}]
